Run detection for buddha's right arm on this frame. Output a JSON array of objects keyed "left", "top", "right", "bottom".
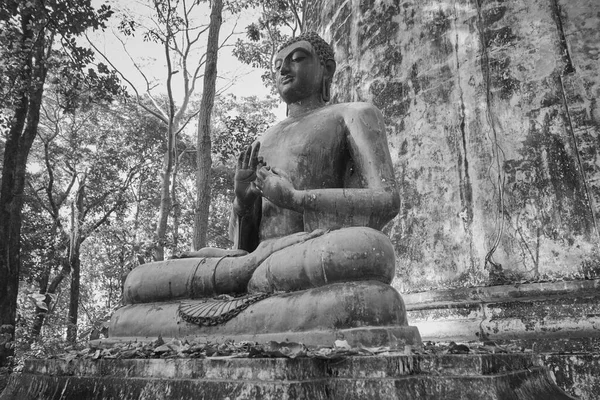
[
  {"left": 295, "top": 103, "right": 399, "bottom": 231},
  {"left": 298, "top": 187, "right": 400, "bottom": 232},
  {"left": 228, "top": 197, "right": 261, "bottom": 252}
]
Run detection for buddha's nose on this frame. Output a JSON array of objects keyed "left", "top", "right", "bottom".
[{"left": 280, "top": 59, "right": 291, "bottom": 74}]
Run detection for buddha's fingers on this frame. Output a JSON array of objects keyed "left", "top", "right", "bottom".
[
  {"left": 304, "top": 228, "right": 328, "bottom": 241},
  {"left": 179, "top": 248, "right": 248, "bottom": 259},
  {"left": 244, "top": 229, "right": 327, "bottom": 271},
  {"left": 263, "top": 229, "right": 326, "bottom": 254},
  {"left": 249, "top": 142, "right": 261, "bottom": 169}
]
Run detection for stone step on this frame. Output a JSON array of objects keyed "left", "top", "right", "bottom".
[
  {"left": 403, "top": 279, "right": 600, "bottom": 342},
  {"left": 1, "top": 354, "right": 576, "bottom": 400},
  {"left": 20, "top": 353, "right": 541, "bottom": 380},
  {"left": 329, "top": 368, "right": 571, "bottom": 400}
]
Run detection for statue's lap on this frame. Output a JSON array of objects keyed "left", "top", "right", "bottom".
[{"left": 123, "top": 227, "right": 395, "bottom": 304}]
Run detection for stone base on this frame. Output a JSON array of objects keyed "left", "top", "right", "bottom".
[
  {"left": 109, "top": 281, "right": 422, "bottom": 348},
  {"left": 0, "top": 354, "right": 575, "bottom": 400}
]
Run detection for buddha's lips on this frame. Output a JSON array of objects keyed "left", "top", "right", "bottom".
[{"left": 281, "top": 76, "right": 293, "bottom": 84}]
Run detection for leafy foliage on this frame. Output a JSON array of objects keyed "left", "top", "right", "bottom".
[
  {"left": 0, "top": 0, "right": 115, "bottom": 111},
  {"left": 212, "top": 94, "right": 278, "bottom": 164}
]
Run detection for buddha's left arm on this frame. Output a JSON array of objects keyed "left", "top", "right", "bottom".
[{"left": 298, "top": 103, "right": 400, "bottom": 231}]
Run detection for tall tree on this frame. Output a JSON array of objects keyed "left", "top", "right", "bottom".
[
  {"left": 0, "top": 0, "right": 112, "bottom": 374},
  {"left": 193, "top": 0, "right": 223, "bottom": 250}
]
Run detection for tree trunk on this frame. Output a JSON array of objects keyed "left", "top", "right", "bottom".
[
  {"left": 171, "top": 151, "right": 182, "bottom": 254},
  {"left": 29, "top": 219, "right": 66, "bottom": 340},
  {"left": 66, "top": 184, "right": 85, "bottom": 343},
  {"left": 193, "top": 0, "right": 223, "bottom": 250},
  {"left": 153, "top": 148, "right": 173, "bottom": 261},
  {"left": 30, "top": 246, "right": 69, "bottom": 339},
  {"left": 66, "top": 253, "right": 81, "bottom": 343},
  {"left": 30, "top": 254, "right": 54, "bottom": 339},
  {"left": 0, "top": 9, "right": 48, "bottom": 370}
]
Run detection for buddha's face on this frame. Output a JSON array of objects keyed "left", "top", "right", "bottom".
[{"left": 274, "top": 41, "right": 324, "bottom": 105}]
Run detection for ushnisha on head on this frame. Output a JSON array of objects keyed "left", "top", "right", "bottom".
[
  {"left": 274, "top": 31, "right": 336, "bottom": 109},
  {"left": 278, "top": 32, "right": 335, "bottom": 68}
]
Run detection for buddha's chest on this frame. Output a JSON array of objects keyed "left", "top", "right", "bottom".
[{"left": 259, "top": 118, "right": 348, "bottom": 188}]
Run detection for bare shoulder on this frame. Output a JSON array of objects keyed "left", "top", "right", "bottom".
[
  {"left": 260, "top": 118, "right": 287, "bottom": 140},
  {"left": 333, "top": 102, "right": 385, "bottom": 137},
  {"left": 339, "top": 101, "right": 380, "bottom": 112},
  {"left": 322, "top": 101, "right": 381, "bottom": 116},
  {"left": 261, "top": 102, "right": 383, "bottom": 139}
]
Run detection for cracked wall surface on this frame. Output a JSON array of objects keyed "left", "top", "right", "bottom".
[{"left": 306, "top": 0, "right": 600, "bottom": 293}]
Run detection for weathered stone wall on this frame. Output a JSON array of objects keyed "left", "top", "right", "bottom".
[{"left": 306, "top": 0, "right": 600, "bottom": 293}]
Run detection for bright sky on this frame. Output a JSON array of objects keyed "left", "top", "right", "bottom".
[{"left": 89, "top": 0, "right": 286, "bottom": 118}]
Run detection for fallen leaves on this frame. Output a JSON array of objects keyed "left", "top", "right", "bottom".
[
  {"left": 31, "top": 337, "right": 531, "bottom": 363},
  {"left": 414, "top": 340, "right": 528, "bottom": 355}
]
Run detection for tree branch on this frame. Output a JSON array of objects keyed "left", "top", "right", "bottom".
[{"left": 86, "top": 34, "right": 169, "bottom": 124}]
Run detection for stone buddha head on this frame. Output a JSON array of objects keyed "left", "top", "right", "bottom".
[{"left": 275, "top": 31, "right": 337, "bottom": 106}]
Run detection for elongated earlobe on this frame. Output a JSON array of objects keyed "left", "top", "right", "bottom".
[
  {"left": 322, "top": 79, "right": 331, "bottom": 102},
  {"left": 322, "top": 59, "right": 336, "bottom": 102}
]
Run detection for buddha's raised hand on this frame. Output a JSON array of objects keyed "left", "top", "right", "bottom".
[{"left": 233, "top": 142, "right": 264, "bottom": 216}]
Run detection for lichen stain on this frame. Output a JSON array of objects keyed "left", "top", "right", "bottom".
[
  {"left": 422, "top": 8, "right": 454, "bottom": 59},
  {"left": 401, "top": 1, "right": 417, "bottom": 29},
  {"left": 540, "top": 91, "right": 562, "bottom": 108},
  {"left": 358, "top": 1, "right": 399, "bottom": 49},
  {"left": 409, "top": 63, "right": 420, "bottom": 94},
  {"left": 488, "top": 57, "right": 521, "bottom": 100},
  {"left": 422, "top": 64, "right": 455, "bottom": 105},
  {"left": 369, "top": 80, "right": 411, "bottom": 120},
  {"left": 544, "top": 121, "right": 592, "bottom": 235},
  {"left": 482, "top": 4, "right": 508, "bottom": 27},
  {"left": 423, "top": 8, "right": 451, "bottom": 42},
  {"left": 373, "top": 46, "right": 403, "bottom": 78},
  {"left": 484, "top": 25, "right": 517, "bottom": 49},
  {"left": 500, "top": 107, "right": 595, "bottom": 273}
]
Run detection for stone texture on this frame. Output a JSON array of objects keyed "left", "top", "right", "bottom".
[
  {"left": 403, "top": 278, "right": 600, "bottom": 341},
  {"left": 306, "top": 0, "right": 600, "bottom": 292},
  {"left": 0, "top": 354, "right": 574, "bottom": 400}
]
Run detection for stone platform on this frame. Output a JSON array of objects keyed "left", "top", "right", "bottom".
[{"left": 1, "top": 353, "right": 575, "bottom": 399}]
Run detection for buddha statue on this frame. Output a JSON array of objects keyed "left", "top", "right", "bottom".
[{"left": 107, "top": 32, "right": 421, "bottom": 348}]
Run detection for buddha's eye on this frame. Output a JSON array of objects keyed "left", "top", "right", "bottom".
[{"left": 291, "top": 55, "right": 305, "bottom": 63}]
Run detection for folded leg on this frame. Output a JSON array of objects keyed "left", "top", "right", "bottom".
[{"left": 247, "top": 227, "right": 395, "bottom": 293}]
